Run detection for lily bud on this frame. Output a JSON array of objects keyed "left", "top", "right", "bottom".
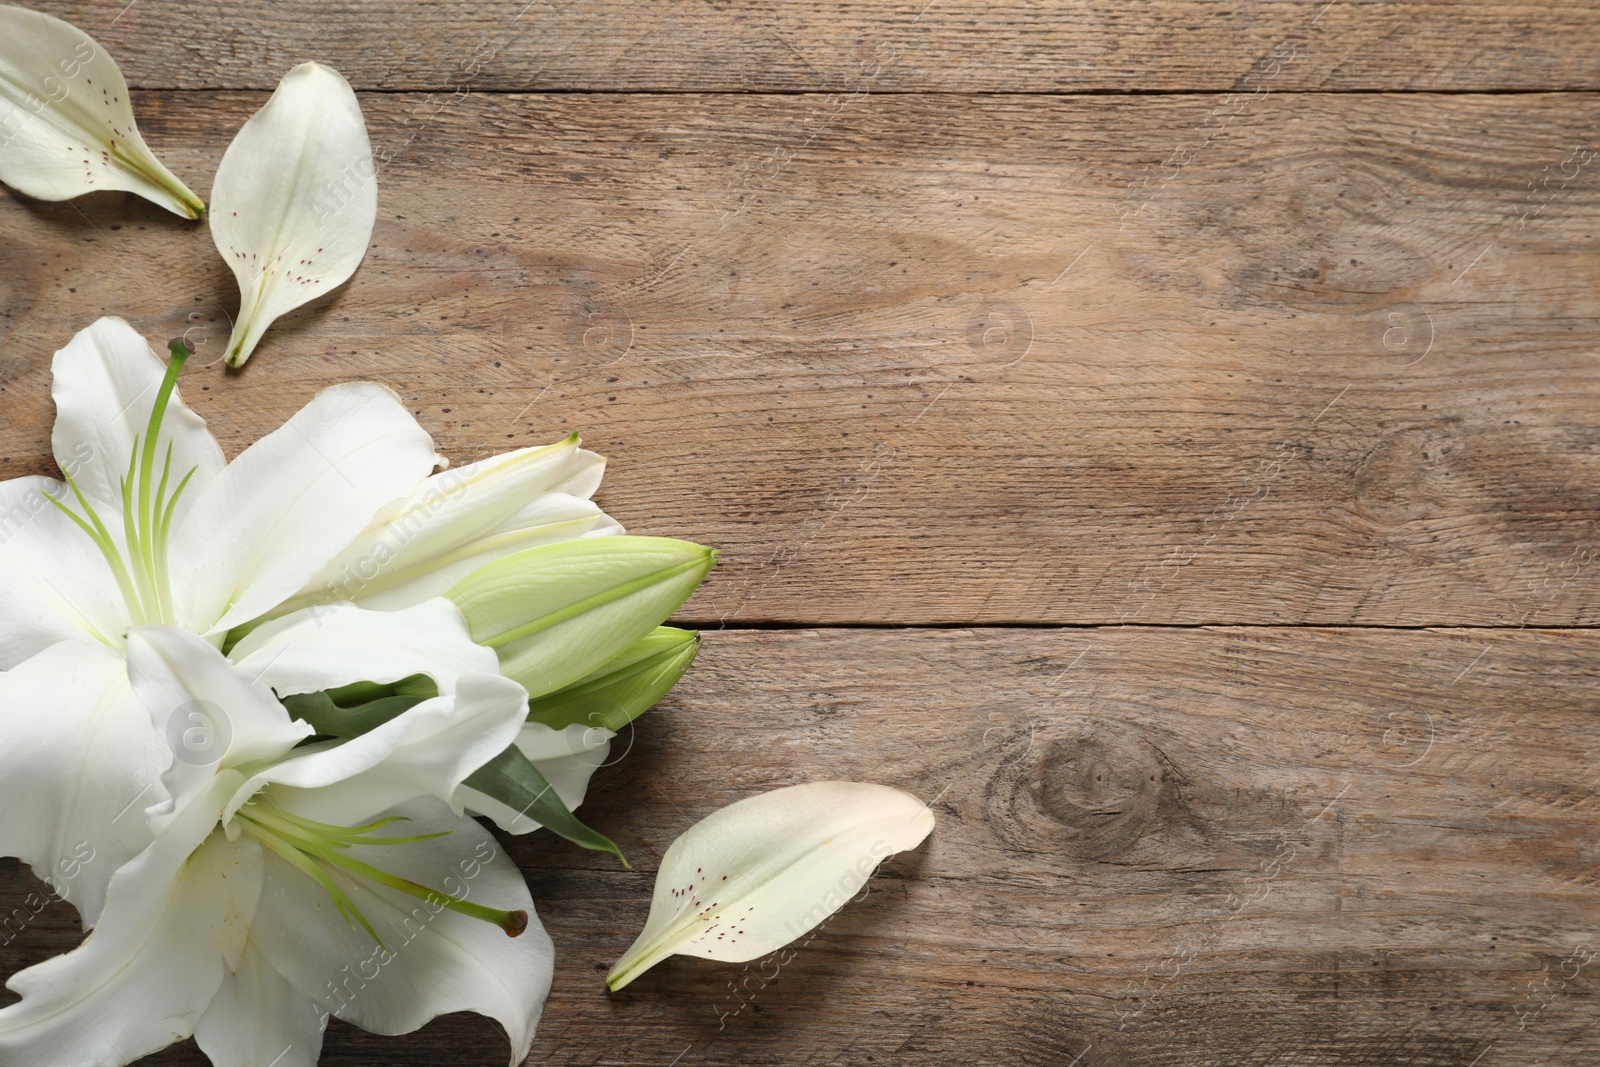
[
  {"left": 525, "top": 626, "right": 701, "bottom": 732},
  {"left": 446, "top": 536, "right": 716, "bottom": 700}
]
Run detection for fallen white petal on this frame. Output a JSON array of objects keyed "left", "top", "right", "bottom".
[
  {"left": 0, "top": 6, "right": 204, "bottom": 217},
  {"left": 606, "top": 781, "right": 935, "bottom": 990},
  {"left": 210, "top": 62, "right": 376, "bottom": 366}
]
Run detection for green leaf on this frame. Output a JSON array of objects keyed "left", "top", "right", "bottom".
[
  {"left": 323, "top": 673, "right": 439, "bottom": 707},
  {"left": 464, "top": 745, "right": 629, "bottom": 866},
  {"left": 525, "top": 626, "right": 700, "bottom": 733},
  {"left": 281, "top": 676, "right": 628, "bottom": 865},
  {"left": 280, "top": 690, "right": 427, "bottom": 739},
  {"left": 446, "top": 536, "right": 716, "bottom": 699}
]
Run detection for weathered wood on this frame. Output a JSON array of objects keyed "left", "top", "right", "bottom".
[
  {"left": 29, "top": 0, "right": 1600, "bottom": 93},
  {"left": 5, "top": 91, "right": 1600, "bottom": 626},
  {"left": 3, "top": 627, "right": 1595, "bottom": 1064},
  {"left": 4, "top": 4, "right": 1598, "bottom": 1067}
]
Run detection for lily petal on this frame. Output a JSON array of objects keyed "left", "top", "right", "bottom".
[
  {"left": 0, "top": 641, "right": 167, "bottom": 927},
  {"left": 249, "top": 797, "right": 552, "bottom": 1066},
  {"left": 50, "top": 317, "right": 224, "bottom": 516},
  {"left": 448, "top": 536, "right": 717, "bottom": 699},
  {"left": 194, "top": 943, "right": 327, "bottom": 1067},
  {"left": 606, "top": 782, "right": 935, "bottom": 990},
  {"left": 0, "top": 7, "right": 204, "bottom": 217},
  {"left": 229, "top": 598, "right": 498, "bottom": 697},
  {"left": 228, "top": 672, "right": 528, "bottom": 827},
  {"left": 172, "top": 382, "right": 438, "bottom": 636},
  {"left": 126, "top": 626, "right": 314, "bottom": 819},
  {"left": 0, "top": 781, "right": 260, "bottom": 1067},
  {"left": 209, "top": 62, "right": 376, "bottom": 366},
  {"left": 0, "top": 475, "right": 125, "bottom": 666},
  {"left": 281, "top": 435, "right": 621, "bottom": 616}
]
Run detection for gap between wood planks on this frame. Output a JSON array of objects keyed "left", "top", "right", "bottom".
[
  {"left": 684, "top": 621, "right": 1600, "bottom": 630},
  {"left": 125, "top": 87, "right": 1600, "bottom": 96}
]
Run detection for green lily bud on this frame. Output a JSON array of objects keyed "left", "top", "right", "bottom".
[
  {"left": 525, "top": 626, "right": 701, "bottom": 733},
  {"left": 446, "top": 536, "right": 716, "bottom": 699}
]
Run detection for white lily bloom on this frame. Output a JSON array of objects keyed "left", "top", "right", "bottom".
[
  {"left": 0, "top": 622, "right": 551, "bottom": 1067},
  {"left": 0, "top": 5, "right": 204, "bottom": 218},
  {"left": 0, "top": 317, "right": 621, "bottom": 925},
  {"left": 607, "top": 782, "right": 936, "bottom": 990},
  {"left": 210, "top": 62, "right": 378, "bottom": 366}
]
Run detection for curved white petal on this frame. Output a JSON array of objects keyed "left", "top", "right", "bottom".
[
  {"left": 0, "top": 7, "right": 203, "bottom": 217},
  {"left": 50, "top": 317, "right": 224, "bottom": 518},
  {"left": 171, "top": 382, "right": 438, "bottom": 636},
  {"left": 227, "top": 672, "right": 527, "bottom": 827},
  {"left": 457, "top": 723, "right": 612, "bottom": 835},
  {"left": 0, "top": 641, "right": 166, "bottom": 927},
  {"left": 249, "top": 798, "right": 551, "bottom": 1065},
  {"left": 194, "top": 943, "right": 327, "bottom": 1067},
  {"left": 210, "top": 62, "right": 376, "bottom": 366},
  {"left": 126, "top": 626, "right": 314, "bottom": 820},
  {"left": 513, "top": 721, "right": 613, "bottom": 763},
  {"left": 0, "top": 475, "right": 125, "bottom": 666},
  {"left": 0, "top": 785, "right": 259, "bottom": 1067},
  {"left": 229, "top": 598, "right": 497, "bottom": 698},
  {"left": 606, "top": 782, "right": 936, "bottom": 990},
  {"left": 283, "top": 436, "right": 621, "bottom": 616}
]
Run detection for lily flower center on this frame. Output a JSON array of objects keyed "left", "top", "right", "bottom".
[
  {"left": 44, "top": 339, "right": 199, "bottom": 631},
  {"left": 233, "top": 796, "right": 528, "bottom": 948}
]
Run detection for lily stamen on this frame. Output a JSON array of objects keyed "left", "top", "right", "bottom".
[
  {"left": 40, "top": 339, "right": 199, "bottom": 630},
  {"left": 234, "top": 801, "right": 529, "bottom": 946}
]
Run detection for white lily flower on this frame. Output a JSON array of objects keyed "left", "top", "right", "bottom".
[
  {"left": 607, "top": 782, "right": 936, "bottom": 990},
  {"left": 210, "top": 62, "right": 378, "bottom": 366},
  {"left": 0, "top": 316, "right": 621, "bottom": 923},
  {"left": 0, "top": 5, "right": 204, "bottom": 218},
  {"left": 0, "top": 622, "right": 551, "bottom": 1067}
]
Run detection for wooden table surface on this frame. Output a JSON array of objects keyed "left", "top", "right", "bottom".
[{"left": 3, "top": 2, "right": 1598, "bottom": 1064}]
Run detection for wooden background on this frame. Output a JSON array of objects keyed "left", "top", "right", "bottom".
[{"left": 2, "top": 1, "right": 1598, "bottom": 1064}]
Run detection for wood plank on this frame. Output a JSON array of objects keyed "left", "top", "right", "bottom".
[
  {"left": 33, "top": 0, "right": 1600, "bottom": 92},
  {"left": 3, "top": 626, "right": 1595, "bottom": 1064},
  {"left": 5, "top": 91, "right": 1600, "bottom": 626}
]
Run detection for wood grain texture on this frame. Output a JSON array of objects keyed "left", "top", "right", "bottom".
[
  {"left": 5, "top": 92, "right": 1600, "bottom": 626},
  {"left": 3, "top": 627, "right": 1596, "bottom": 1065},
  {"left": 3, "top": 4, "right": 1599, "bottom": 1066},
  {"left": 28, "top": 0, "right": 1600, "bottom": 92}
]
